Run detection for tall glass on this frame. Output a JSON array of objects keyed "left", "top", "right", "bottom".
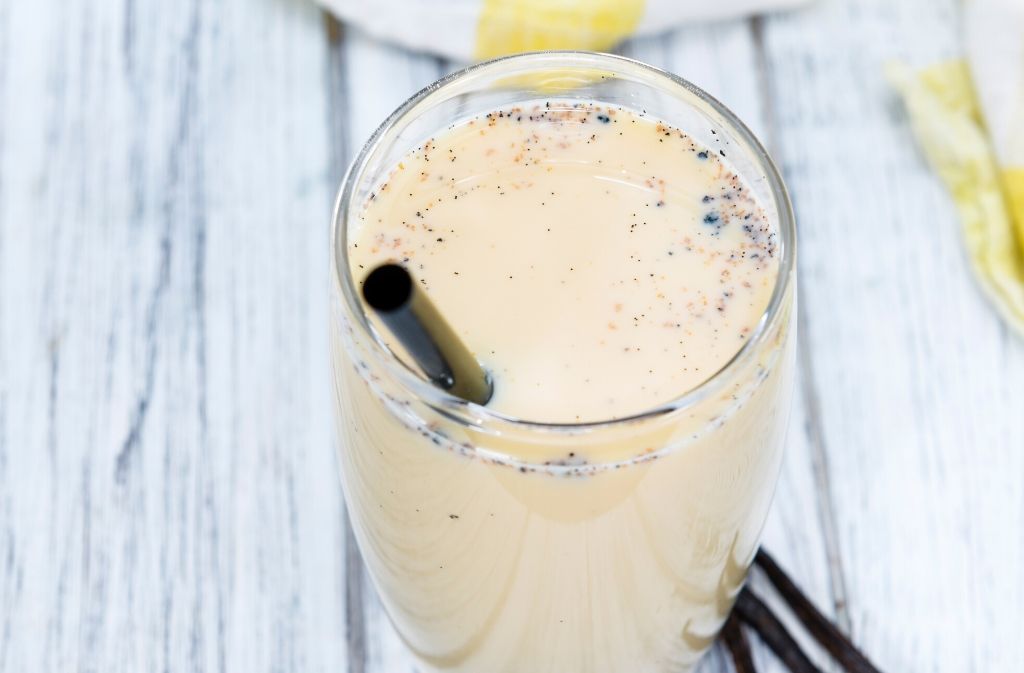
[{"left": 330, "top": 52, "right": 796, "bottom": 673}]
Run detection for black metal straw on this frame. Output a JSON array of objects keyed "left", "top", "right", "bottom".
[{"left": 362, "top": 264, "right": 493, "bottom": 405}]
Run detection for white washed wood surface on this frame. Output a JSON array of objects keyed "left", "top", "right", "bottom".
[{"left": 1, "top": 0, "right": 1022, "bottom": 672}]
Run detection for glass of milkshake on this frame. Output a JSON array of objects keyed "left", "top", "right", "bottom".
[{"left": 330, "top": 52, "right": 796, "bottom": 673}]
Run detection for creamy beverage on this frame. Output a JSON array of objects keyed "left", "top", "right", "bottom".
[{"left": 330, "top": 55, "right": 795, "bottom": 673}]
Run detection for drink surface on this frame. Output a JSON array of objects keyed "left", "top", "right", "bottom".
[{"left": 349, "top": 101, "right": 779, "bottom": 424}]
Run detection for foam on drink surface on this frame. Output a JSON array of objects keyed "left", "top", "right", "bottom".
[{"left": 350, "top": 102, "right": 779, "bottom": 424}]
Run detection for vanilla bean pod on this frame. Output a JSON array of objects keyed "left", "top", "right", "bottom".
[
  {"left": 734, "top": 588, "right": 822, "bottom": 673},
  {"left": 754, "top": 550, "right": 882, "bottom": 673},
  {"left": 722, "top": 613, "right": 758, "bottom": 673}
]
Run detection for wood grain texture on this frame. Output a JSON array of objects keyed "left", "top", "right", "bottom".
[
  {"left": 762, "top": 0, "right": 1024, "bottom": 669},
  {"left": 0, "top": 0, "right": 345, "bottom": 671}
]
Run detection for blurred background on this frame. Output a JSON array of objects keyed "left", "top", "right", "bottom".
[{"left": 0, "top": 0, "right": 1022, "bottom": 671}]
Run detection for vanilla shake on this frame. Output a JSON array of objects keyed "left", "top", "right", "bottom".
[{"left": 331, "top": 80, "right": 795, "bottom": 672}]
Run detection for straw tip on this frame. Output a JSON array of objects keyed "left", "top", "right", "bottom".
[{"left": 362, "top": 263, "right": 412, "bottom": 312}]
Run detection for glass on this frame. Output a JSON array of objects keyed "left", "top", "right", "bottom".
[{"left": 330, "top": 52, "right": 796, "bottom": 673}]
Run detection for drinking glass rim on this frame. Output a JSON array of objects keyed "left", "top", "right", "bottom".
[{"left": 331, "top": 50, "right": 796, "bottom": 433}]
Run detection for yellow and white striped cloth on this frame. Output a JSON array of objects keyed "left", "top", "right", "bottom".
[
  {"left": 317, "top": 0, "right": 808, "bottom": 61},
  {"left": 888, "top": 0, "right": 1024, "bottom": 335}
]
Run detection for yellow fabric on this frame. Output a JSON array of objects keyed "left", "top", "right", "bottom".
[
  {"left": 1005, "top": 168, "right": 1024, "bottom": 250},
  {"left": 887, "top": 60, "right": 1024, "bottom": 335},
  {"left": 475, "top": 0, "right": 645, "bottom": 59}
]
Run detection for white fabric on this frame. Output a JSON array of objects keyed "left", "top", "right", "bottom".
[
  {"left": 965, "top": 0, "right": 1024, "bottom": 167},
  {"left": 317, "top": 0, "right": 811, "bottom": 61},
  {"left": 638, "top": 0, "right": 808, "bottom": 32}
]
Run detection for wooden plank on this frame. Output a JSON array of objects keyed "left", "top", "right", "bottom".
[
  {"left": 623, "top": 25, "right": 842, "bottom": 673},
  {"left": 0, "top": 0, "right": 345, "bottom": 671},
  {"left": 335, "top": 27, "right": 448, "bottom": 673},
  {"left": 761, "top": 0, "right": 1024, "bottom": 670}
]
